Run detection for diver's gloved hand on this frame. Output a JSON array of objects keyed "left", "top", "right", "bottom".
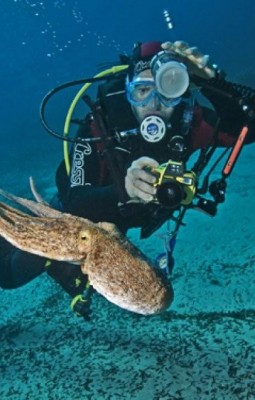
[
  {"left": 125, "top": 157, "right": 159, "bottom": 202},
  {"left": 161, "top": 40, "right": 217, "bottom": 79}
]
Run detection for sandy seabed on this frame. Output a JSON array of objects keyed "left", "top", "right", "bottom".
[{"left": 1, "top": 144, "right": 255, "bottom": 400}]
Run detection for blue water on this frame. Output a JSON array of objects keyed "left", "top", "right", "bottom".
[{"left": 1, "top": 1, "right": 255, "bottom": 399}]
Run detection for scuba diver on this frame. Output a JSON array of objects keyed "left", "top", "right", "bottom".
[{"left": 0, "top": 39, "right": 255, "bottom": 320}]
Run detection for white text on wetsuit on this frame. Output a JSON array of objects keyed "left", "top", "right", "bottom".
[{"left": 70, "top": 143, "right": 92, "bottom": 187}]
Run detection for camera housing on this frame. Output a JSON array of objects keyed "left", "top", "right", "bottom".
[{"left": 146, "top": 160, "right": 197, "bottom": 208}]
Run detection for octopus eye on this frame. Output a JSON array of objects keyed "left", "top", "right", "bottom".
[{"left": 80, "top": 231, "right": 89, "bottom": 241}]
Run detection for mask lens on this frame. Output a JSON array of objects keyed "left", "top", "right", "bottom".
[{"left": 127, "top": 80, "right": 155, "bottom": 105}]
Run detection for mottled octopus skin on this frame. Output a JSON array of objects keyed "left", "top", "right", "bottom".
[{"left": 0, "top": 189, "right": 173, "bottom": 315}]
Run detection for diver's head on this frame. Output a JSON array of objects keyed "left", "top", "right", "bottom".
[{"left": 126, "top": 41, "right": 190, "bottom": 124}]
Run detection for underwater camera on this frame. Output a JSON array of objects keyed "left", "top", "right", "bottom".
[{"left": 146, "top": 160, "right": 197, "bottom": 208}]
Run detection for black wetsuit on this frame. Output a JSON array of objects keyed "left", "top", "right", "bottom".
[{"left": 0, "top": 85, "right": 254, "bottom": 299}]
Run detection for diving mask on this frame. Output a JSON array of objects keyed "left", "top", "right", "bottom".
[{"left": 126, "top": 77, "right": 182, "bottom": 108}]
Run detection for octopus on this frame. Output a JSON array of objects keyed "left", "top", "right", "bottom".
[{"left": 0, "top": 187, "right": 173, "bottom": 315}]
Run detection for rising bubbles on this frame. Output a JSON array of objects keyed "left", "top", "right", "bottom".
[{"left": 12, "top": 0, "right": 122, "bottom": 59}]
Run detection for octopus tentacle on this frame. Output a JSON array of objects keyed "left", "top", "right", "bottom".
[
  {"left": 29, "top": 176, "right": 50, "bottom": 206},
  {"left": 0, "top": 188, "right": 62, "bottom": 218}
]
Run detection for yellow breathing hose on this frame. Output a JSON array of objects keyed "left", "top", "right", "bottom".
[{"left": 63, "top": 65, "right": 129, "bottom": 175}]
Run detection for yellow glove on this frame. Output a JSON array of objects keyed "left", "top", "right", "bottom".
[{"left": 161, "top": 40, "right": 217, "bottom": 79}]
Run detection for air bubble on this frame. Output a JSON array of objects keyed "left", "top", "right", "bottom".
[{"left": 12, "top": 0, "right": 123, "bottom": 60}]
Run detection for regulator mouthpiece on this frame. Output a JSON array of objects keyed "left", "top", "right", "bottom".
[
  {"left": 151, "top": 51, "right": 190, "bottom": 99},
  {"left": 140, "top": 115, "right": 166, "bottom": 143}
]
